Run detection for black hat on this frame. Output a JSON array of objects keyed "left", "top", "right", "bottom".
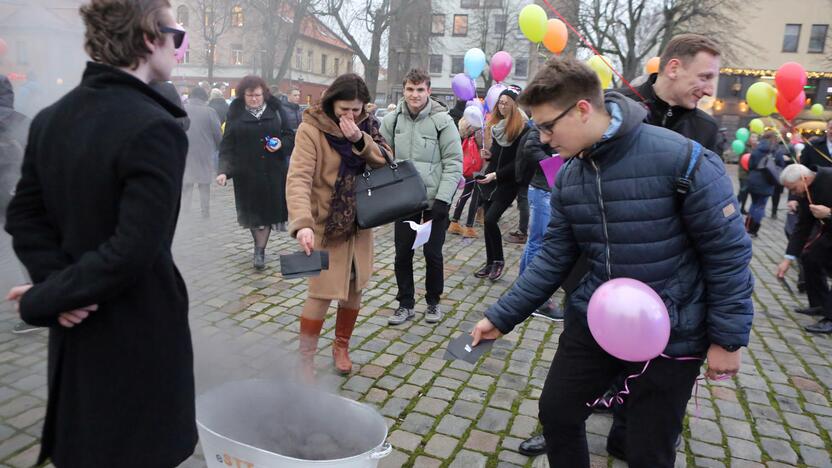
[{"left": 498, "top": 85, "right": 521, "bottom": 102}]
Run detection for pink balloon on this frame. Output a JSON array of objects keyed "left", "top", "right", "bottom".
[
  {"left": 175, "top": 27, "right": 189, "bottom": 63},
  {"left": 484, "top": 83, "right": 506, "bottom": 113},
  {"left": 587, "top": 278, "right": 670, "bottom": 362},
  {"left": 490, "top": 51, "right": 513, "bottom": 83}
]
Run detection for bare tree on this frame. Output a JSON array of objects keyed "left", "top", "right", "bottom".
[
  {"left": 192, "top": 0, "right": 233, "bottom": 84},
  {"left": 245, "top": 0, "right": 317, "bottom": 85},
  {"left": 322, "top": 0, "right": 421, "bottom": 97},
  {"left": 461, "top": 0, "right": 524, "bottom": 89}
]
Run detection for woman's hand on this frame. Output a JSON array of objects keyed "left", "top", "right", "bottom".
[
  {"left": 339, "top": 115, "right": 363, "bottom": 143},
  {"left": 216, "top": 174, "right": 227, "bottom": 186},
  {"left": 476, "top": 172, "right": 496, "bottom": 184},
  {"left": 481, "top": 148, "right": 491, "bottom": 161},
  {"left": 297, "top": 228, "right": 315, "bottom": 255}
]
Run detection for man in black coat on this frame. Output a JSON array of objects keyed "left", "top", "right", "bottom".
[
  {"left": 4, "top": 1, "right": 196, "bottom": 466},
  {"left": 802, "top": 120, "right": 832, "bottom": 169},
  {"left": 777, "top": 164, "right": 832, "bottom": 333}
]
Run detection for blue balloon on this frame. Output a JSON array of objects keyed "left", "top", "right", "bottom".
[{"left": 464, "top": 48, "right": 486, "bottom": 79}]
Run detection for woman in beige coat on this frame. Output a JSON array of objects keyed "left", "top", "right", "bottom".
[{"left": 287, "top": 74, "right": 388, "bottom": 380}]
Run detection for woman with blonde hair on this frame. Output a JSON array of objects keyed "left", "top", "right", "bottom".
[{"left": 474, "top": 86, "right": 529, "bottom": 281}]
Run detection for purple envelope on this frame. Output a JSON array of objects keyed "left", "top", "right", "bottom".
[{"left": 540, "top": 155, "right": 565, "bottom": 188}]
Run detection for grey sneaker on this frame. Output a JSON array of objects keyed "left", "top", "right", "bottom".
[
  {"left": 388, "top": 306, "right": 415, "bottom": 325},
  {"left": 12, "top": 321, "right": 41, "bottom": 334},
  {"left": 425, "top": 304, "right": 443, "bottom": 323}
]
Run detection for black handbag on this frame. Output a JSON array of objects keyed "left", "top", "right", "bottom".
[{"left": 355, "top": 148, "right": 429, "bottom": 229}]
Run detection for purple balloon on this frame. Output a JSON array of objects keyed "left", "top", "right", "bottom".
[
  {"left": 452, "top": 74, "right": 476, "bottom": 101},
  {"left": 587, "top": 278, "right": 670, "bottom": 362},
  {"left": 484, "top": 83, "right": 506, "bottom": 114}
]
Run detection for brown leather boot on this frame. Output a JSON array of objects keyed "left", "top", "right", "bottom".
[
  {"left": 333, "top": 306, "right": 359, "bottom": 374},
  {"left": 298, "top": 316, "right": 324, "bottom": 383}
]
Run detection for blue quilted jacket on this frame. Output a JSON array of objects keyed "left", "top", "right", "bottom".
[{"left": 484, "top": 93, "right": 754, "bottom": 356}]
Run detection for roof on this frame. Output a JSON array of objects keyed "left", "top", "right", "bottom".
[{"left": 278, "top": 3, "right": 353, "bottom": 53}]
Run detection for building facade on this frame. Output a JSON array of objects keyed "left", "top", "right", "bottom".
[{"left": 171, "top": 0, "right": 354, "bottom": 104}]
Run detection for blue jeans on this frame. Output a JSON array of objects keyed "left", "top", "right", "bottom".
[
  {"left": 749, "top": 193, "right": 769, "bottom": 224},
  {"left": 520, "top": 187, "right": 552, "bottom": 275}
]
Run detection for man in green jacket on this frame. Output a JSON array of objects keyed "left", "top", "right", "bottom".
[{"left": 381, "top": 69, "right": 463, "bottom": 325}]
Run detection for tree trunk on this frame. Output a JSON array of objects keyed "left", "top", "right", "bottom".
[
  {"left": 207, "top": 44, "right": 216, "bottom": 85},
  {"left": 275, "top": 0, "right": 312, "bottom": 83}
]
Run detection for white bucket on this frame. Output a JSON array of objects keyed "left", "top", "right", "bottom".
[{"left": 196, "top": 380, "right": 392, "bottom": 468}]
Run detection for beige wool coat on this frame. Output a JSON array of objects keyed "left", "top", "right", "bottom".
[{"left": 287, "top": 107, "right": 387, "bottom": 300}]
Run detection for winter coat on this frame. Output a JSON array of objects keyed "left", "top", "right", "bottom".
[
  {"left": 209, "top": 97, "right": 229, "bottom": 123},
  {"left": 618, "top": 73, "right": 720, "bottom": 152},
  {"left": 803, "top": 137, "right": 832, "bottom": 169},
  {"left": 484, "top": 92, "right": 754, "bottom": 356},
  {"left": 286, "top": 107, "right": 387, "bottom": 300},
  {"left": 183, "top": 97, "right": 222, "bottom": 184},
  {"left": 219, "top": 95, "right": 294, "bottom": 227},
  {"left": 787, "top": 168, "right": 832, "bottom": 256},
  {"left": 0, "top": 75, "right": 30, "bottom": 220},
  {"left": 516, "top": 126, "right": 554, "bottom": 191},
  {"left": 747, "top": 139, "right": 786, "bottom": 196},
  {"left": 281, "top": 97, "right": 303, "bottom": 131},
  {"left": 380, "top": 97, "right": 463, "bottom": 206},
  {"left": 4, "top": 62, "right": 196, "bottom": 468},
  {"left": 480, "top": 123, "right": 529, "bottom": 201}
]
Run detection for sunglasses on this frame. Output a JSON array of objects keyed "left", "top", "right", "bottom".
[
  {"left": 159, "top": 25, "right": 186, "bottom": 49},
  {"left": 534, "top": 101, "right": 578, "bottom": 136}
]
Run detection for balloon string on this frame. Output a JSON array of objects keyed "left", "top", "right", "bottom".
[{"left": 537, "top": 0, "right": 646, "bottom": 102}]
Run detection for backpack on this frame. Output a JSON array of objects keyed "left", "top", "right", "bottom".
[
  {"left": 676, "top": 140, "right": 704, "bottom": 207},
  {"left": 462, "top": 135, "right": 482, "bottom": 178}
]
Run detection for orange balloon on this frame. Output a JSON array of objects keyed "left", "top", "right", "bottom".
[
  {"left": 543, "top": 19, "right": 568, "bottom": 54},
  {"left": 645, "top": 57, "right": 660, "bottom": 75}
]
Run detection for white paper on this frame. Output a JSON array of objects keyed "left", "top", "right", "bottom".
[{"left": 405, "top": 220, "right": 433, "bottom": 250}]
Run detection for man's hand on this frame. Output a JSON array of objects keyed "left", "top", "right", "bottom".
[
  {"left": 809, "top": 204, "right": 831, "bottom": 220},
  {"left": 297, "top": 228, "right": 315, "bottom": 255},
  {"left": 705, "top": 344, "right": 741, "bottom": 380},
  {"left": 477, "top": 172, "right": 497, "bottom": 184},
  {"left": 776, "top": 259, "right": 791, "bottom": 279},
  {"left": 6, "top": 284, "right": 32, "bottom": 302},
  {"left": 216, "top": 174, "right": 228, "bottom": 186},
  {"left": 471, "top": 317, "right": 503, "bottom": 346},
  {"left": 57, "top": 305, "right": 98, "bottom": 328},
  {"left": 787, "top": 200, "right": 798, "bottom": 213}
]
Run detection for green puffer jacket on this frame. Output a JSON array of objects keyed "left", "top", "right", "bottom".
[{"left": 381, "top": 98, "right": 463, "bottom": 206}]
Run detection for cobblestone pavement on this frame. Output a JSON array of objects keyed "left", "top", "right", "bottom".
[{"left": 0, "top": 166, "right": 830, "bottom": 468}]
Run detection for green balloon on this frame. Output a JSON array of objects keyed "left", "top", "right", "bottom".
[
  {"left": 732, "top": 139, "right": 745, "bottom": 154},
  {"left": 811, "top": 103, "right": 824, "bottom": 116},
  {"left": 735, "top": 128, "right": 750, "bottom": 143},
  {"left": 749, "top": 118, "right": 764, "bottom": 134}
]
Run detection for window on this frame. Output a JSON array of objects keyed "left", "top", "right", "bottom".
[
  {"left": 514, "top": 58, "right": 528, "bottom": 78},
  {"left": 782, "top": 24, "right": 801, "bottom": 52},
  {"left": 321, "top": 54, "right": 328, "bottom": 75},
  {"left": 231, "top": 44, "right": 243, "bottom": 65},
  {"left": 461, "top": 0, "right": 479, "bottom": 7},
  {"left": 176, "top": 5, "right": 189, "bottom": 27},
  {"left": 809, "top": 24, "right": 828, "bottom": 53},
  {"left": 183, "top": 48, "right": 190, "bottom": 64},
  {"left": 451, "top": 55, "right": 464, "bottom": 74},
  {"left": 494, "top": 14, "right": 507, "bottom": 34},
  {"left": 295, "top": 48, "right": 302, "bottom": 69},
  {"left": 334, "top": 57, "right": 340, "bottom": 75},
  {"left": 453, "top": 15, "right": 468, "bottom": 36},
  {"left": 429, "top": 54, "right": 443, "bottom": 74},
  {"left": 431, "top": 14, "right": 445, "bottom": 35},
  {"left": 484, "top": 0, "right": 502, "bottom": 7},
  {"left": 307, "top": 50, "right": 313, "bottom": 72},
  {"left": 16, "top": 41, "right": 27, "bottom": 65},
  {"left": 231, "top": 5, "right": 244, "bottom": 27}
]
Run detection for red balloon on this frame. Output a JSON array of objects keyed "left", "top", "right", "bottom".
[
  {"left": 776, "top": 90, "right": 806, "bottom": 121},
  {"left": 740, "top": 153, "right": 750, "bottom": 171},
  {"left": 775, "top": 62, "right": 807, "bottom": 102}
]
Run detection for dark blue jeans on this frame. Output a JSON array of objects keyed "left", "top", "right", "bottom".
[
  {"left": 520, "top": 187, "right": 551, "bottom": 274},
  {"left": 749, "top": 193, "right": 770, "bottom": 224}
]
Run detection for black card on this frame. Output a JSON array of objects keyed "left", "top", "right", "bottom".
[
  {"left": 280, "top": 251, "right": 329, "bottom": 279},
  {"left": 443, "top": 333, "right": 495, "bottom": 364}
]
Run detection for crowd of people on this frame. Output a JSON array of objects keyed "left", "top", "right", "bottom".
[{"left": 0, "top": 0, "right": 831, "bottom": 467}]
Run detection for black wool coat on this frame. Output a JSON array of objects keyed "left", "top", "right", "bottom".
[
  {"left": 219, "top": 95, "right": 293, "bottom": 227},
  {"left": 4, "top": 62, "right": 196, "bottom": 468}
]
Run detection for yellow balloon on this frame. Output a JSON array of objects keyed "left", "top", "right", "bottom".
[
  {"left": 749, "top": 118, "right": 764, "bottom": 134},
  {"left": 587, "top": 55, "right": 613, "bottom": 89},
  {"left": 746, "top": 82, "right": 777, "bottom": 116},
  {"left": 518, "top": 4, "right": 548, "bottom": 43},
  {"left": 811, "top": 103, "right": 824, "bottom": 116}
]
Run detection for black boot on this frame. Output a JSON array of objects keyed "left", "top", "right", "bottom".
[
  {"left": 253, "top": 247, "right": 266, "bottom": 270},
  {"left": 748, "top": 221, "right": 761, "bottom": 238}
]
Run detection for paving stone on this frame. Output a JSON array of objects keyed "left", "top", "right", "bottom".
[
  {"left": 413, "top": 396, "right": 449, "bottom": 415},
  {"left": 449, "top": 449, "right": 487, "bottom": 468},
  {"left": 760, "top": 437, "right": 798, "bottom": 464},
  {"left": 464, "top": 429, "right": 500, "bottom": 453},
  {"left": 689, "top": 418, "right": 722, "bottom": 444},
  {"left": 387, "top": 430, "right": 422, "bottom": 452},
  {"left": 510, "top": 414, "right": 537, "bottom": 438},
  {"left": 436, "top": 414, "right": 472, "bottom": 436},
  {"left": 451, "top": 400, "right": 483, "bottom": 419},
  {"left": 800, "top": 445, "right": 832, "bottom": 467},
  {"left": 413, "top": 456, "right": 442, "bottom": 468},
  {"left": 478, "top": 407, "right": 511, "bottom": 432},
  {"left": 379, "top": 397, "right": 409, "bottom": 418},
  {"left": 727, "top": 436, "right": 762, "bottom": 462},
  {"left": 688, "top": 440, "right": 725, "bottom": 459},
  {"left": 378, "top": 449, "right": 409, "bottom": 468},
  {"left": 424, "top": 433, "right": 459, "bottom": 458},
  {"left": 400, "top": 412, "right": 435, "bottom": 435}
]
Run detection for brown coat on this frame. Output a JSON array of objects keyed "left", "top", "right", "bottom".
[{"left": 287, "top": 107, "right": 387, "bottom": 300}]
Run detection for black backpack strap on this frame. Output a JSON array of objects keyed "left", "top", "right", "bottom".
[{"left": 676, "top": 140, "right": 704, "bottom": 206}]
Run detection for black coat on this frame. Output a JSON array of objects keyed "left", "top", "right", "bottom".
[
  {"left": 481, "top": 125, "right": 529, "bottom": 201},
  {"left": 219, "top": 96, "right": 294, "bottom": 227},
  {"left": 209, "top": 97, "right": 229, "bottom": 123},
  {"left": 803, "top": 137, "right": 832, "bottom": 169},
  {"left": 617, "top": 73, "right": 720, "bottom": 152},
  {"left": 516, "top": 126, "right": 553, "bottom": 191},
  {"left": 748, "top": 139, "right": 786, "bottom": 196},
  {"left": 4, "top": 63, "right": 196, "bottom": 467},
  {"left": 787, "top": 168, "right": 832, "bottom": 257}
]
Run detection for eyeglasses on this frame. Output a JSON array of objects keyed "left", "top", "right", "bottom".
[
  {"left": 159, "top": 26, "right": 186, "bottom": 49},
  {"left": 534, "top": 101, "right": 578, "bottom": 136}
]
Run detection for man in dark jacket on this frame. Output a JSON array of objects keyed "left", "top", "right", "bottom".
[
  {"left": 777, "top": 164, "right": 832, "bottom": 333},
  {"left": 4, "top": 1, "right": 197, "bottom": 466},
  {"left": 802, "top": 119, "right": 832, "bottom": 169},
  {"left": 281, "top": 87, "right": 303, "bottom": 131},
  {"left": 471, "top": 56, "right": 753, "bottom": 468}
]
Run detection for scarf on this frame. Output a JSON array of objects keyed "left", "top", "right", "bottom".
[
  {"left": 246, "top": 103, "right": 266, "bottom": 119},
  {"left": 491, "top": 109, "right": 528, "bottom": 147},
  {"left": 322, "top": 115, "right": 389, "bottom": 244}
]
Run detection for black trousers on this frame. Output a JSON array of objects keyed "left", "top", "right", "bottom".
[
  {"left": 452, "top": 179, "right": 480, "bottom": 227},
  {"left": 516, "top": 184, "right": 529, "bottom": 234},
  {"left": 539, "top": 319, "right": 701, "bottom": 468},
  {"left": 802, "top": 234, "right": 832, "bottom": 318},
  {"left": 394, "top": 206, "right": 449, "bottom": 308},
  {"left": 482, "top": 186, "right": 518, "bottom": 264},
  {"left": 771, "top": 184, "right": 784, "bottom": 216}
]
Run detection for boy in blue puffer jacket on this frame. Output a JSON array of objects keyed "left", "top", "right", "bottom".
[{"left": 470, "top": 56, "right": 754, "bottom": 468}]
